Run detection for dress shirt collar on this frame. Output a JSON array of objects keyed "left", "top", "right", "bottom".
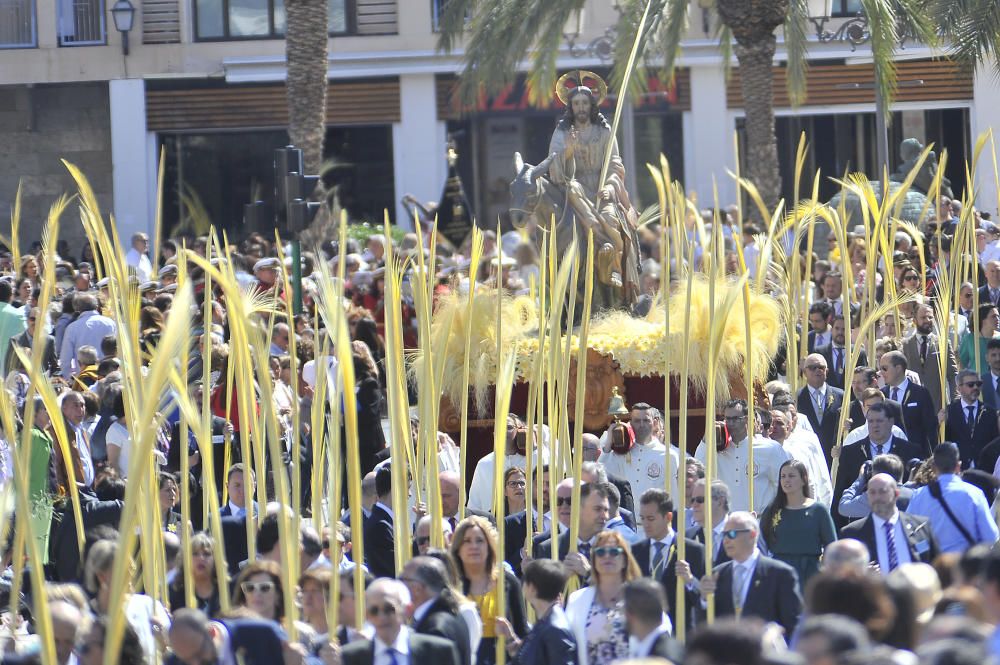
[
  {"left": 732, "top": 548, "right": 760, "bottom": 575},
  {"left": 961, "top": 398, "right": 980, "bottom": 409},
  {"left": 890, "top": 378, "right": 910, "bottom": 398},
  {"left": 870, "top": 434, "right": 893, "bottom": 451},
  {"left": 810, "top": 384, "right": 827, "bottom": 400},
  {"left": 375, "top": 501, "right": 394, "bottom": 519},
  {"left": 652, "top": 529, "right": 676, "bottom": 550},
  {"left": 374, "top": 625, "right": 410, "bottom": 659},
  {"left": 871, "top": 511, "right": 900, "bottom": 530},
  {"left": 227, "top": 501, "right": 245, "bottom": 516},
  {"left": 412, "top": 598, "right": 436, "bottom": 624}
]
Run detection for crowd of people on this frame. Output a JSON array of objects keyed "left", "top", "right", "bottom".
[{"left": 1, "top": 192, "right": 1000, "bottom": 665}]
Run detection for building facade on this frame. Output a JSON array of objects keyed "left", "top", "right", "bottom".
[{"left": 0, "top": 0, "right": 997, "bottom": 248}]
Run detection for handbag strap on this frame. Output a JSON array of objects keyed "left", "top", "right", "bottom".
[{"left": 928, "top": 480, "right": 976, "bottom": 545}]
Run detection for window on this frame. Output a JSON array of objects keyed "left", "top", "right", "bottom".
[
  {"left": 57, "top": 0, "right": 106, "bottom": 45},
  {"left": 194, "top": 0, "right": 350, "bottom": 39},
  {"left": 0, "top": 0, "right": 36, "bottom": 47},
  {"left": 831, "top": 0, "right": 862, "bottom": 17}
]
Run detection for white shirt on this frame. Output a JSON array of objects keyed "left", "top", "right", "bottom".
[
  {"left": 467, "top": 446, "right": 549, "bottom": 513},
  {"left": 809, "top": 385, "right": 827, "bottom": 420},
  {"left": 374, "top": 625, "right": 411, "bottom": 665},
  {"left": 105, "top": 421, "right": 131, "bottom": 477},
  {"left": 844, "top": 423, "right": 907, "bottom": 447},
  {"left": 868, "top": 435, "right": 896, "bottom": 460},
  {"left": 227, "top": 501, "right": 247, "bottom": 517},
  {"left": 813, "top": 331, "right": 828, "bottom": 348},
  {"left": 597, "top": 437, "right": 681, "bottom": 500},
  {"left": 871, "top": 512, "right": 912, "bottom": 574},
  {"left": 887, "top": 378, "right": 910, "bottom": 403},
  {"left": 695, "top": 436, "right": 791, "bottom": 514},
  {"left": 126, "top": 248, "right": 152, "bottom": 283},
  {"left": 782, "top": 430, "right": 833, "bottom": 507}
]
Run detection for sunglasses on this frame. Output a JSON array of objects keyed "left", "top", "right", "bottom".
[
  {"left": 904, "top": 275, "right": 921, "bottom": 282},
  {"left": 690, "top": 496, "right": 706, "bottom": 504},
  {"left": 804, "top": 365, "right": 827, "bottom": 371},
  {"left": 593, "top": 546, "right": 625, "bottom": 558},
  {"left": 241, "top": 581, "right": 275, "bottom": 595},
  {"left": 556, "top": 497, "right": 573, "bottom": 507},
  {"left": 965, "top": 381, "right": 984, "bottom": 388},
  {"left": 722, "top": 529, "right": 751, "bottom": 540},
  {"left": 367, "top": 603, "right": 398, "bottom": 617}
]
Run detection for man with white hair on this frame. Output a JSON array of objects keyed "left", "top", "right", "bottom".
[
  {"left": 51, "top": 598, "right": 89, "bottom": 665},
  {"left": 413, "top": 516, "right": 453, "bottom": 556},
  {"left": 125, "top": 231, "right": 152, "bottom": 282},
  {"left": 698, "top": 511, "right": 803, "bottom": 637},
  {"left": 339, "top": 578, "right": 461, "bottom": 665}
]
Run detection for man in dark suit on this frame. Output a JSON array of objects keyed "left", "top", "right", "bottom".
[
  {"left": 981, "top": 339, "right": 1000, "bottom": 410},
  {"left": 880, "top": 350, "right": 939, "bottom": 456},
  {"left": 840, "top": 473, "right": 939, "bottom": 572},
  {"left": 629, "top": 488, "right": 704, "bottom": 631},
  {"left": 218, "top": 463, "right": 257, "bottom": 518},
  {"left": 689, "top": 478, "right": 733, "bottom": 567},
  {"left": 402, "top": 557, "right": 472, "bottom": 665},
  {"left": 806, "top": 301, "right": 833, "bottom": 353},
  {"left": 340, "top": 579, "right": 461, "bottom": 665},
  {"left": 903, "top": 304, "right": 957, "bottom": 414},
  {"left": 817, "top": 315, "right": 868, "bottom": 390},
  {"left": 11, "top": 308, "right": 59, "bottom": 375},
  {"left": 623, "top": 579, "right": 683, "bottom": 662},
  {"left": 944, "top": 369, "right": 1000, "bottom": 468},
  {"left": 535, "top": 481, "right": 610, "bottom": 580},
  {"left": 796, "top": 353, "right": 845, "bottom": 464},
  {"left": 167, "top": 607, "right": 317, "bottom": 665},
  {"left": 364, "top": 465, "right": 396, "bottom": 578},
  {"left": 847, "top": 367, "right": 880, "bottom": 431},
  {"left": 978, "top": 260, "right": 1000, "bottom": 308},
  {"left": 697, "top": 512, "right": 803, "bottom": 637},
  {"left": 833, "top": 402, "right": 922, "bottom": 517},
  {"left": 499, "top": 559, "right": 577, "bottom": 665}
]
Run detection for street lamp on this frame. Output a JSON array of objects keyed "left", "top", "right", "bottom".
[{"left": 110, "top": 0, "right": 136, "bottom": 56}]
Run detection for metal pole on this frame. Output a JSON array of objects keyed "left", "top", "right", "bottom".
[
  {"left": 875, "top": 83, "right": 889, "bottom": 181},
  {"left": 292, "top": 239, "right": 303, "bottom": 315}
]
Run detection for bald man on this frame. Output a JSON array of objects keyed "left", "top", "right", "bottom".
[{"left": 796, "top": 353, "right": 845, "bottom": 464}]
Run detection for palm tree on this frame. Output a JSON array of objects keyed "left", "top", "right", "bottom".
[
  {"left": 285, "top": 0, "right": 329, "bottom": 175},
  {"left": 438, "top": 0, "right": 1000, "bottom": 209}
]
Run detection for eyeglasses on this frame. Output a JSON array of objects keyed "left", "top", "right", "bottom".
[
  {"left": 367, "top": 603, "right": 398, "bottom": 617},
  {"left": 722, "top": 529, "right": 752, "bottom": 540},
  {"left": 556, "top": 497, "right": 573, "bottom": 507},
  {"left": 414, "top": 536, "right": 431, "bottom": 547},
  {"left": 690, "top": 496, "right": 706, "bottom": 504},
  {"left": 964, "top": 381, "right": 984, "bottom": 388},
  {"left": 506, "top": 480, "right": 526, "bottom": 488},
  {"left": 593, "top": 546, "right": 625, "bottom": 558},
  {"left": 241, "top": 581, "right": 275, "bottom": 595},
  {"left": 804, "top": 365, "right": 827, "bottom": 371}
]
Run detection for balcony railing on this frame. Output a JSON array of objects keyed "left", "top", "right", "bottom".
[
  {"left": 58, "top": 0, "right": 107, "bottom": 45},
  {"left": 0, "top": 0, "right": 36, "bottom": 47}
]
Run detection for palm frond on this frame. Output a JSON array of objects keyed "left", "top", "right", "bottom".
[
  {"left": 783, "top": 0, "right": 810, "bottom": 107},
  {"left": 717, "top": 23, "right": 734, "bottom": 81},
  {"left": 943, "top": 0, "right": 1000, "bottom": 69}
]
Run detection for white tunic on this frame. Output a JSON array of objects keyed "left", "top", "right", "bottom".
[
  {"left": 695, "top": 435, "right": 791, "bottom": 514},
  {"left": 782, "top": 430, "right": 833, "bottom": 507},
  {"left": 598, "top": 439, "right": 681, "bottom": 500},
  {"left": 467, "top": 447, "right": 549, "bottom": 513}
]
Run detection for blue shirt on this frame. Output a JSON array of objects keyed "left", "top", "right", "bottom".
[{"left": 908, "top": 474, "right": 999, "bottom": 552}]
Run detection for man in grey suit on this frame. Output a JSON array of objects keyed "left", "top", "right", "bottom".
[
  {"left": 339, "top": 579, "right": 461, "bottom": 665},
  {"left": 902, "top": 304, "right": 957, "bottom": 414}
]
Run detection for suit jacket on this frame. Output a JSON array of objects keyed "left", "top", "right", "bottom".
[
  {"left": 848, "top": 399, "right": 866, "bottom": 432},
  {"left": 977, "top": 436, "right": 1000, "bottom": 475},
  {"left": 504, "top": 510, "right": 549, "bottom": 575},
  {"left": 630, "top": 536, "right": 705, "bottom": 631},
  {"left": 607, "top": 473, "right": 635, "bottom": 514},
  {"left": 341, "top": 631, "right": 461, "bottom": 665},
  {"left": 982, "top": 371, "right": 1000, "bottom": 410},
  {"left": 832, "top": 436, "right": 923, "bottom": 525},
  {"left": 413, "top": 596, "right": 472, "bottom": 665},
  {"left": 509, "top": 604, "right": 577, "bottom": 665},
  {"left": 882, "top": 382, "right": 939, "bottom": 456},
  {"left": 51, "top": 490, "right": 123, "bottom": 582},
  {"left": 164, "top": 619, "right": 300, "bottom": 665},
  {"left": 220, "top": 514, "right": 249, "bottom": 576},
  {"left": 796, "top": 385, "right": 845, "bottom": 465},
  {"left": 817, "top": 343, "right": 867, "bottom": 390},
  {"left": 11, "top": 330, "right": 59, "bottom": 376},
  {"left": 709, "top": 555, "right": 803, "bottom": 637},
  {"left": 840, "top": 511, "right": 939, "bottom": 567},
  {"left": 364, "top": 503, "right": 396, "bottom": 578},
  {"left": 902, "top": 332, "right": 957, "bottom": 413},
  {"left": 646, "top": 630, "right": 684, "bottom": 663},
  {"left": 944, "top": 399, "right": 1000, "bottom": 468},
  {"left": 979, "top": 284, "right": 1000, "bottom": 308},
  {"left": 807, "top": 329, "right": 831, "bottom": 354}
]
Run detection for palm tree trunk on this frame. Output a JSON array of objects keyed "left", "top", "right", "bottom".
[
  {"left": 735, "top": 35, "right": 782, "bottom": 210},
  {"left": 285, "top": 0, "right": 329, "bottom": 175}
]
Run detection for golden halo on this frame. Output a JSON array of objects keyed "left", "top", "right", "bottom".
[{"left": 555, "top": 70, "right": 608, "bottom": 107}]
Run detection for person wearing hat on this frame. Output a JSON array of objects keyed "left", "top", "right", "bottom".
[
  {"left": 126, "top": 232, "right": 153, "bottom": 283},
  {"left": 158, "top": 264, "right": 178, "bottom": 287},
  {"left": 252, "top": 257, "right": 283, "bottom": 297}
]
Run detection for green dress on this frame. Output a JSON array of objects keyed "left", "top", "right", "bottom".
[
  {"left": 959, "top": 331, "right": 1000, "bottom": 374},
  {"left": 28, "top": 427, "right": 53, "bottom": 564},
  {"left": 767, "top": 502, "right": 836, "bottom": 586}
]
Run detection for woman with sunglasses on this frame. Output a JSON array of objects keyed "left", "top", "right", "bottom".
[
  {"left": 899, "top": 267, "right": 924, "bottom": 296},
  {"left": 565, "top": 530, "right": 644, "bottom": 665},
  {"left": 168, "top": 532, "right": 225, "bottom": 618},
  {"left": 450, "top": 515, "right": 528, "bottom": 665},
  {"left": 959, "top": 304, "right": 1000, "bottom": 373},
  {"left": 759, "top": 460, "right": 836, "bottom": 586},
  {"left": 232, "top": 560, "right": 286, "bottom": 625}
]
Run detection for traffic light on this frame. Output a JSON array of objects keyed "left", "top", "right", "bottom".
[
  {"left": 243, "top": 200, "right": 266, "bottom": 231},
  {"left": 275, "top": 145, "right": 321, "bottom": 232},
  {"left": 287, "top": 198, "right": 323, "bottom": 232}
]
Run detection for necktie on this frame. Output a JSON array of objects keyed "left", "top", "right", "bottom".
[
  {"left": 920, "top": 336, "right": 928, "bottom": 363},
  {"left": 448, "top": 516, "right": 457, "bottom": 532},
  {"left": 386, "top": 647, "right": 400, "bottom": 665},
  {"left": 875, "top": 443, "right": 885, "bottom": 457},
  {"left": 814, "top": 391, "right": 824, "bottom": 422},
  {"left": 732, "top": 565, "right": 747, "bottom": 616},
  {"left": 883, "top": 520, "right": 899, "bottom": 572},
  {"left": 579, "top": 542, "right": 591, "bottom": 559},
  {"left": 834, "top": 347, "right": 843, "bottom": 373},
  {"left": 968, "top": 405, "right": 976, "bottom": 427},
  {"left": 650, "top": 541, "right": 666, "bottom": 578},
  {"left": 891, "top": 387, "right": 899, "bottom": 402}
]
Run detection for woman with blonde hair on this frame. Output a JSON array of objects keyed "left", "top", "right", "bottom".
[
  {"left": 450, "top": 515, "right": 528, "bottom": 665},
  {"left": 565, "top": 530, "right": 644, "bottom": 665}
]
